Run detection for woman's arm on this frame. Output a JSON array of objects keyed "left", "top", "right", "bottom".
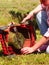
[
  {"left": 21, "top": 4, "right": 43, "bottom": 23},
  {"left": 21, "top": 36, "right": 49, "bottom": 54}
]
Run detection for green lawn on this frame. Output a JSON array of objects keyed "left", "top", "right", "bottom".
[
  {"left": 0, "top": 0, "right": 49, "bottom": 65},
  {"left": 0, "top": 53, "right": 49, "bottom": 65},
  {"left": 0, "top": 0, "right": 39, "bottom": 25}
]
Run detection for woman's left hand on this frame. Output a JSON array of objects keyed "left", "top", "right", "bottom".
[{"left": 21, "top": 47, "right": 33, "bottom": 54}]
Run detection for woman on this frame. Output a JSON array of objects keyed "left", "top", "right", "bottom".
[{"left": 21, "top": 0, "right": 49, "bottom": 54}]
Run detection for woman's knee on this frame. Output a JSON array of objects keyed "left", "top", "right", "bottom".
[
  {"left": 36, "top": 10, "right": 48, "bottom": 35},
  {"left": 36, "top": 11, "right": 41, "bottom": 20},
  {"left": 36, "top": 10, "right": 47, "bottom": 21}
]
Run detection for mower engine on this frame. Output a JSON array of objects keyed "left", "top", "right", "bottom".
[
  {"left": 0, "top": 21, "right": 36, "bottom": 55},
  {"left": 9, "top": 21, "right": 36, "bottom": 54}
]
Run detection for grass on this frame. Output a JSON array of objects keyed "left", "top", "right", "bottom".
[
  {"left": 36, "top": 30, "right": 42, "bottom": 41},
  {"left": 0, "top": 0, "right": 39, "bottom": 25},
  {"left": 0, "top": 0, "right": 49, "bottom": 65},
  {"left": 0, "top": 53, "right": 49, "bottom": 65}
]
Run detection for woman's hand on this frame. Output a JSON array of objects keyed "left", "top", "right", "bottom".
[
  {"left": 21, "top": 47, "right": 33, "bottom": 54},
  {"left": 21, "top": 18, "right": 27, "bottom": 24}
]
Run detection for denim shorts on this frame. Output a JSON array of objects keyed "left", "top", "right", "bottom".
[{"left": 36, "top": 10, "right": 48, "bottom": 36}]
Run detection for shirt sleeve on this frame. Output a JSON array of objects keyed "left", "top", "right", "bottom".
[{"left": 44, "top": 28, "right": 49, "bottom": 37}]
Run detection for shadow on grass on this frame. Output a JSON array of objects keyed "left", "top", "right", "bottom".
[
  {"left": 0, "top": 50, "right": 4, "bottom": 57},
  {"left": 9, "top": 10, "right": 29, "bottom": 23},
  {"left": 0, "top": 50, "right": 45, "bottom": 57}
]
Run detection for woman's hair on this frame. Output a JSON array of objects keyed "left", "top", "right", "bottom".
[{"left": 40, "top": 0, "right": 46, "bottom": 4}]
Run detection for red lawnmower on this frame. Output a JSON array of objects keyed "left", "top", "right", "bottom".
[{"left": 0, "top": 20, "right": 36, "bottom": 55}]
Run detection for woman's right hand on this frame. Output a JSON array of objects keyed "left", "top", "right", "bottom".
[{"left": 21, "top": 18, "right": 27, "bottom": 24}]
